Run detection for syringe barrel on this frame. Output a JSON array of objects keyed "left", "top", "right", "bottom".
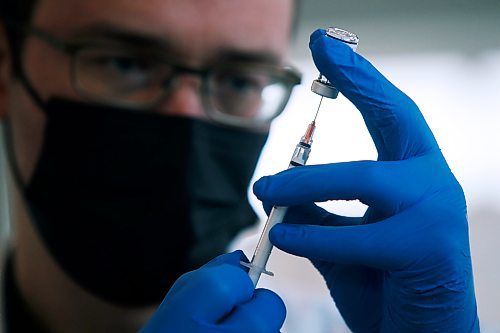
[
  {"left": 247, "top": 141, "right": 311, "bottom": 286},
  {"left": 248, "top": 205, "right": 288, "bottom": 286}
]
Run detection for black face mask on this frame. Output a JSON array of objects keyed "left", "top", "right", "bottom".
[{"left": 6, "top": 97, "right": 267, "bottom": 307}]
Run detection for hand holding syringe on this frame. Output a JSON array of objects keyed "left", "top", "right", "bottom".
[{"left": 241, "top": 27, "right": 359, "bottom": 287}]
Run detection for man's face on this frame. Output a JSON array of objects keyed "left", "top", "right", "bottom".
[{"left": 5, "top": 0, "right": 294, "bottom": 183}]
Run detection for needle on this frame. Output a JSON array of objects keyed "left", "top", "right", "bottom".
[
  {"left": 302, "top": 96, "right": 323, "bottom": 145},
  {"left": 313, "top": 96, "right": 324, "bottom": 122}
]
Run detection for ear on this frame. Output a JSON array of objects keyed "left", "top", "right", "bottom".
[{"left": 0, "top": 23, "right": 12, "bottom": 121}]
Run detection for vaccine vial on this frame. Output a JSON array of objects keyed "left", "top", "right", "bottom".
[{"left": 311, "top": 27, "right": 359, "bottom": 99}]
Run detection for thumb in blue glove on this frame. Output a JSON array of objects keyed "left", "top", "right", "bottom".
[
  {"left": 254, "top": 29, "right": 479, "bottom": 333},
  {"left": 140, "top": 250, "right": 286, "bottom": 333}
]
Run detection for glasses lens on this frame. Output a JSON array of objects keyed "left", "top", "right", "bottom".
[
  {"left": 206, "top": 66, "right": 292, "bottom": 126},
  {"left": 74, "top": 48, "right": 173, "bottom": 107}
]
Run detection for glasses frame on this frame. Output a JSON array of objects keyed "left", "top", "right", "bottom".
[{"left": 24, "top": 26, "right": 302, "bottom": 128}]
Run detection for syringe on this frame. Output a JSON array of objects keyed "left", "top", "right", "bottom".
[
  {"left": 242, "top": 27, "right": 359, "bottom": 287},
  {"left": 242, "top": 108, "right": 319, "bottom": 287}
]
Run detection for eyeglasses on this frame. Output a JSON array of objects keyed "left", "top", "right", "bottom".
[{"left": 22, "top": 26, "right": 302, "bottom": 128}]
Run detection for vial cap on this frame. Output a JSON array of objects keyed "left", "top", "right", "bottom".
[
  {"left": 311, "top": 80, "right": 339, "bottom": 99},
  {"left": 326, "top": 27, "right": 359, "bottom": 51}
]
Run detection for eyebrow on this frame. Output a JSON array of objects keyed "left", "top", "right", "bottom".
[
  {"left": 69, "top": 24, "right": 173, "bottom": 49},
  {"left": 216, "top": 50, "right": 281, "bottom": 65},
  {"left": 68, "top": 23, "right": 282, "bottom": 65}
]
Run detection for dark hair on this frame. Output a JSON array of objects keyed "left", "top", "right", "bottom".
[{"left": 0, "top": 0, "right": 38, "bottom": 73}]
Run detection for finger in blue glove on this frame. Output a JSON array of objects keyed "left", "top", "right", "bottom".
[{"left": 140, "top": 250, "right": 286, "bottom": 333}]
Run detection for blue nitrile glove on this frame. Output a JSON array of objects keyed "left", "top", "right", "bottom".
[
  {"left": 140, "top": 250, "right": 285, "bottom": 333},
  {"left": 253, "top": 29, "right": 479, "bottom": 333}
]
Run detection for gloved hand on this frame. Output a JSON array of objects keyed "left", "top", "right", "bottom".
[
  {"left": 140, "top": 250, "right": 285, "bottom": 333},
  {"left": 253, "top": 29, "right": 479, "bottom": 333}
]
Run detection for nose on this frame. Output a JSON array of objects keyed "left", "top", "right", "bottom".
[{"left": 156, "top": 74, "right": 207, "bottom": 119}]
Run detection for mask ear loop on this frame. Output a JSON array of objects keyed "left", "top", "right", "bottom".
[
  {"left": 18, "top": 67, "right": 48, "bottom": 112},
  {"left": 1, "top": 20, "right": 52, "bottom": 238},
  {"left": 2, "top": 110, "right": 27, "bottom": 193},
  {"left": 2, "top": 69, "right": 48, "bottom": 192}
]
